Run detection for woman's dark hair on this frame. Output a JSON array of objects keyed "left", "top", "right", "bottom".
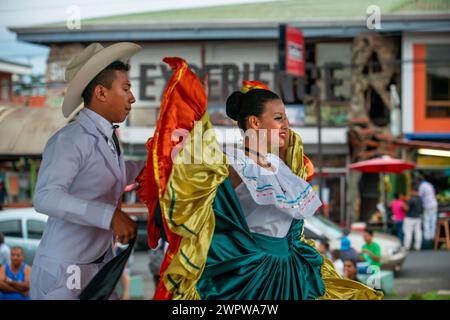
[{"left": 226, "top": 89, "right": 280, "bottom": 130}]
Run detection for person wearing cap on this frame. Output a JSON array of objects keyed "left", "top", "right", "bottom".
[
  {"left": 30, "top": 42, "right": 145, "bottom": 300},
  {"left": 340, "top": 236, "right": 359, "bottom": 263}
]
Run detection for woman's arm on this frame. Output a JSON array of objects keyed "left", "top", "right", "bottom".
[{"left": 228, "top": 165, "right": 242, "bottom": 189}]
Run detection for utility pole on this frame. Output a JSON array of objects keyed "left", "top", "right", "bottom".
[{"left": 314, "top": 85, "right": 323, "bottom": 215}]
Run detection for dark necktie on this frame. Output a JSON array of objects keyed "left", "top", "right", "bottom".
[{"left": 111, "top": 125, "right": 121, "bottom": 157}]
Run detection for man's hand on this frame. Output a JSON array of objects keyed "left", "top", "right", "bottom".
[{"left": 110, "top": 207, "right": 137, "bottom": 244}]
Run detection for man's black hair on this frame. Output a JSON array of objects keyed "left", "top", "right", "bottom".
[
  {"left": 82, "top": 60, "right": 130, "bottom": 106},
  {"left": 11, "top": 246, "right": 24, "bottom": 255}
]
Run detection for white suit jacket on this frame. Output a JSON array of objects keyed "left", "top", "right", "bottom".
[{"left": 33, "top": 109, "right": 144, "bottom": 266}]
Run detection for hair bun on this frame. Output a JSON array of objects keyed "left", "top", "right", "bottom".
[{"left": 226, "top": 91, "right": 244, "bottom": 121}]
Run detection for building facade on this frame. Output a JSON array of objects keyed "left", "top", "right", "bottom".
[{"left": 9, "top": 11, "right": 450, "bottom": 223}]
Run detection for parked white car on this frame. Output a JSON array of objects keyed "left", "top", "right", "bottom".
[
  {"left": 0, "top": 208, "right": 48, "bottom": 266},
  {"left": 303, "top": 215, "right": 407, "bottom": 271}
]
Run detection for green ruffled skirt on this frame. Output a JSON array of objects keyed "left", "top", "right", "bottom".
[{"left": 196, "top": 178, "right": 326, "bottom": 300}]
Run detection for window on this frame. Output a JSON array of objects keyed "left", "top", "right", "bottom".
[
  {"left": 26, "top": 220, "right": 46, "bottom": 240},
  {"left": 0, "top": 220, "right": 23, "bottom": 238},
  {"left": 426, "top": 45, "right": 450, "bottom": 118}
]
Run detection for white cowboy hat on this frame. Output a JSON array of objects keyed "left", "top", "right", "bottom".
[{"left": 62, "top": 42, "right": 142, "bottom": 118}]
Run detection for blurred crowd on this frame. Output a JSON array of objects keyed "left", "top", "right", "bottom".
[
  {"left": 389, "top": 175, "right": 439, "bottom": 251},
  {"left": 317, "top": 228, "right": 381, "bottom": 283}
]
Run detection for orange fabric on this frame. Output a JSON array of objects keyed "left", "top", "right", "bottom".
[
  {"left": 304, "top": 155, "right": 315, "bottom": 182},
  {"left": 135, "top": 57, "right": 207, "bottom": 300}
]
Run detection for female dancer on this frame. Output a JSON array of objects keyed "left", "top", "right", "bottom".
[{"left": 137, "top": 57, "right": 383, "bottom": 300}]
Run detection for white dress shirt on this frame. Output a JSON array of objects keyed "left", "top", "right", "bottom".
[{"left": 84, "top": 108, "right": 120, "bottom": 162}]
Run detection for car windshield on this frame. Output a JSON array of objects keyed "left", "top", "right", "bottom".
[{"left": 307, "top": 215, "right": 343, "bottom": 239}]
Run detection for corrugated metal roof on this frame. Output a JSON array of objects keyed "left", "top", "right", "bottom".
[
  {"left": 0, "top": 107, "right": 68, "bottom": 156},
  {"left": 0, "top": 60, "right": 32, "bottom": 75},
  {"left": 14, "top": 0, "right": 450, "bottom": 27},
  {"left": 9, "top": 14, "right": 450, "bottom": 44}
]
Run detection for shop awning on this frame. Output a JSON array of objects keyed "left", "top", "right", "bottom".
[{"left": 0, "top": 106, "right": 68, "bottom": 157}]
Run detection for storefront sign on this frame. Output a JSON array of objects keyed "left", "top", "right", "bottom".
[
  {"left": 278, "top": 24, "right": 305, "bottom": 77},
  {"left": 138, "top": 62, "right": 347, "bottom": 104}
]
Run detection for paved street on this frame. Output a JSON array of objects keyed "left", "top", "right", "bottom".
[
  {"left": 130, "top": 249, "right": 157, "bottom": 299},
  {"left": 130, "top": 248, "right": 450, "bottom": 300},
  {"left": 393, "top": 250, "right": 450, "bottom": 298}
]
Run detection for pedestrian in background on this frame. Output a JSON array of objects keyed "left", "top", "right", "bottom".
[
  {"left": 331, "top": 249, "right": 344, "bottom": 277},
  {"left": 0, "top": 246, "right": 31, "bottom": 300},
  {"left": 390, "top": 193, "right": 407, "bottom": 243},
  {"left": 340, "top": 236, "right": 359, "bottom": 263},
  {"left": 149, "top": 239, "right": 167, "bottom": 288},
  {"left": 0, "top": 233, "right": 11, "bottom": 267},
  {"left": 360, "top": 230, "right": 382, "bottom": 269},
  {"left": 403, "top": 185, "right": 423, "bottom": 251},
  {"left": 343, "top": 260, "right": 360, "bottom": 283},
  {"left": 317, "top": 240, "right": 332, "bottom": 261},
  {"left": 417, "top": 174, "right": 438, "bottom": 244}
]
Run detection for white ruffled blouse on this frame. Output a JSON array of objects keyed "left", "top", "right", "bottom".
[{"left": 226, "top": 148, "right": 322, "bottom": 238}]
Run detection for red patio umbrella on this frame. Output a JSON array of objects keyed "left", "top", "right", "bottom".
[
  {"left": 348, "top": 155, "right": 416, "bottom": 173},
  {"left": 348, "top": 155, "right": 416, "bottom": 230}
]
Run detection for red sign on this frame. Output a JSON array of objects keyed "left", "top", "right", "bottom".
[{"left": 279, "top": 24, "right": 304, "bottom": 77}]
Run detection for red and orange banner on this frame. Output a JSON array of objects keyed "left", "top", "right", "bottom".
[{"left": 136, "top": 57, "right": 208, "bottom": 299}]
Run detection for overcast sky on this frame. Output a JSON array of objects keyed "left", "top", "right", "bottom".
[{"left": 0, "top": 0, "right": 275, "bottom": 74}]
